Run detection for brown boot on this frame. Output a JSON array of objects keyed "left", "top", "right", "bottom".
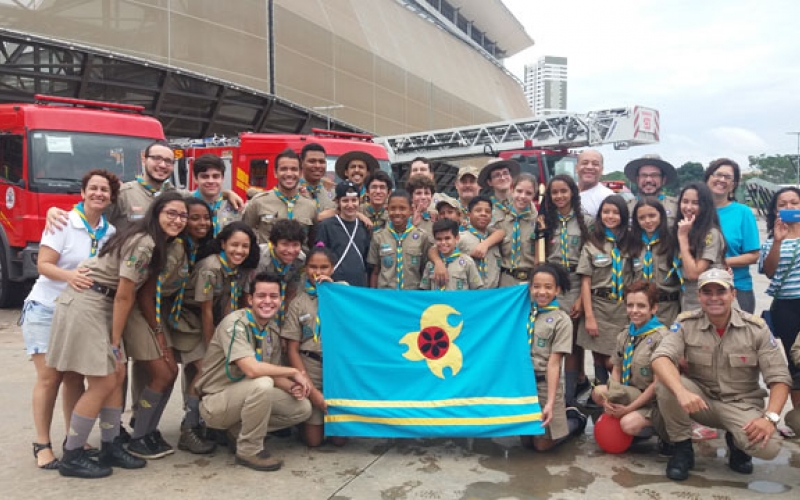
[
  {"left": 235, "top": 449, "right": 283, "bottom": 471},
  {"left": 178, "top": 426, "right": 216, "bottom": 455}
]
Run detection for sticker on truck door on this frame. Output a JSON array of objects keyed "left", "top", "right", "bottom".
[{"left": 5, "top": 187, "right": 14, "bottom": 209}]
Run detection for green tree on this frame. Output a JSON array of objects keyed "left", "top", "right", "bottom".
[
  {"left": 601, "top": 170, "right": 628, "bottom": 183},
  {"left": 676, "top": 161, "right": 704, "bottom": 188},
  {"left": 748, "top": 154, "right": 799, "bottom": 185}
]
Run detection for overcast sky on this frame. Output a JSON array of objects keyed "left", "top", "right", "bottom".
[{"left": 501, "top": 0, "right": 800, "bottom": 174}]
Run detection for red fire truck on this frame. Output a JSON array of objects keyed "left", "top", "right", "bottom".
[
  {"left": 0, "top": 95, "right": 165, "bottom": 306},
  {"left": 170, "top": 129, "right": 392, "bottom": 199}
]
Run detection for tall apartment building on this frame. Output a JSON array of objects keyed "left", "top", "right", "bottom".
[{"left": 524, "top": 56, "right": 568, "bottom": 116}]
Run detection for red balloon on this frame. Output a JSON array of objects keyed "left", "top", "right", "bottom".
[{"left": 594, "top": 414, "right": 634, "bottom": 454}]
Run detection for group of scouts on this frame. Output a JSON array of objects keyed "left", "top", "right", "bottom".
[{"left": 19, "top": 141, "right": 800, "bottom": 482}]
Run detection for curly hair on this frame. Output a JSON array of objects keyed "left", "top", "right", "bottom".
[
  {"left": 530, "top": 262, "right": 570, "bottom": 293},
  {"left": 81, "top": 169, "right": 121, "bottom": 203}
]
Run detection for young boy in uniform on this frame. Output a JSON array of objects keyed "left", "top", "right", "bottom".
[
  {"left": 316, "top": 181, "right": 370, "bottom": 287},
  {"left": 407, "top": 174, "right": 436, "bottom": 235},
  {"left": 368, "top": 190, "right": 432, "bottom": 290},
  {"left": 459, "top": 195, "right": 505, "bottom": 289},
  {"left": 433, "top": 194, "right": 463, "bottom": 226},
  {"left": 192, "top": 153, "right": 241, "bottom": 236},
  {"left": 359, "top": 171, "right": 393, "bottom": 231},
  {"left": 195, "top": 273, "right": 312, "bottom": 472},
  {"left": 420, "top": 219, "right": 483, "bottom": 291}
]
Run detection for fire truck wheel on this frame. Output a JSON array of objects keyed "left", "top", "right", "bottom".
[{"left": 0, "top": 243, "right": 15, "bottom": 309}]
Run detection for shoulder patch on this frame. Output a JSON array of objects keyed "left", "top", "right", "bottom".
[
  {"left": 705, "top": 232, "right": 713, "bottom": 246},
  {"left": 669, "top": 322, "right": 681, "bottom": 333}
]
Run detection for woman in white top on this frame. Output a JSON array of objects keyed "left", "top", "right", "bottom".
[{"left": 21, "top": 169, "right": 119, "bottom": 469}]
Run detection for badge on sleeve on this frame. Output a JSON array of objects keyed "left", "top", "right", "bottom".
[
  {"left": 670, "top": 322, "right": 681, "bottom": 333},
  {"left": 705, "top": 232, "right": 713, "bottom": 246},
  {"left": 546, "top": 317, "right": 554, "bottom": 323}
]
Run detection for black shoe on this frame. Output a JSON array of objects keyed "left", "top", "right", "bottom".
[
  {"left": 59, "top": 448, "right": 113, "bottom": 479},
  {"left": 658, "top": 438, "right": 675, "bottom": 457},
  {"left": 150, "top": 430, "right": 175, "bottom": 456},
  {"left": 725, "top": 432, "right": 753, "bottom": 474},
  {"left": 100, "top": 438, "right": 147, "bottom": 469},
  {"left": 127, "top": 433, "right": 171, "bottom": 460},
  {"left": 566, "top": 407, "right": 588, "bottom": 436},
  {"left": 118, "top": 425, "right": 132, "bottom": 444},
  {"left": 665, "top": 439, "right": 694, "bottom": 481},
  {"left": 575, "top": 377, "right": 591, "bottom": 396}
]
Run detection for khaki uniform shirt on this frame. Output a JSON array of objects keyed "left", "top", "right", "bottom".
[
  {"left": 359, "top": 203, "right": 389, "bottom": 231},
  {"left": 530, "top": 308, "right": 573, "bottom": 374},
  {"left": 576, "top": 240, "right": 638, "bottom": 289},
  {"left": 367, "top": 226, "right": 433, "bottom": 290},
  {"left": 494, "top": 208, "right": 539, "bottom": 270},
  {"left": 241, "top": 189, "right": 316, "bottom": 246},
  {"left": 245, "top": 243, "right": 305, "bottom": 295},
  {"left": 458, "top": 228, "right": 502, "bottom": 288},
  {"left": 85, "top": 233, "right": 155, "bottom": 289},
  {"left": 195, "top": 309, "right": 282, "bottom": 397},
  {"left": 651, "top": 309, "right": 792, "bottom": 404},
  {"left": 188, "top": 255, "right": 249, "bottom": 321},
  {"left": 628, "top": 195, "right": 679, "bottom": 227},
  {"left": 280, "top": 289, "right": 321, "bottom": 355},
  {"left": 683, "top": 227, "right": 726, "bottom": 301},
  {"left": 419, "top": 253, "right": 484, "bottom": 290},
  {"left": 210, "top": 199, "right": 241, "bottom": 233},
  {"left": 544, "top": 212, "right": 588, "bottom": 270},
  {"left": 610, "top": 326, "right": 667, "bottom": 392},
  {"left": 107, "top": 181, "right": 182, "bottom": 232},
  {"left": 160, "top": 239, "right": 189, "bottom": 296},
  {"left": 302, "top": 181, "right": 336, "bottom": 213},
  {"left": 634, "top": 240, "right": 681, "bottom": 294}
]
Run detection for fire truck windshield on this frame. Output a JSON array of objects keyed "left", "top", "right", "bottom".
[
  {"left": 543, "top": 154, "right": 578, "bottom": 179},
  {"left": 28, "top": 131, "right": 155, "bottom": 193}
]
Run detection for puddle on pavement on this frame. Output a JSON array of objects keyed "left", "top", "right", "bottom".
[{"left": 748, "top": 480, "right": 791, "bottom": 494}]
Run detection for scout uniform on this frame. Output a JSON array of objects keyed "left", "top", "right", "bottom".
[
  {"left": 195, "top": 309, "right": 312, "bottom": 458},
  {"left": 197, "top": 196, "right": 241, "bottom": 236},
  {"left": 367, "top": 225, "right": 432, "bottom": 290},
  {"left": 241, "top": 188, "right": 316, "bottom": 248},
  {"left": 530, "top": 307, "right": 573, "bottom": 440},
  {"left": 123, "top": 238, "right": 187, "bottom": 361},
  {"left": 299, "top": 178, "right": 336, "bottom": 213},
  {"left": 190, "top": 254, "right": 250, "bottom": 327},
  {"left": 576, "top": 241, "right": 638, "bottom": 356},
  {"left": 634, "top": 235, "right": 682, "bottom": 326},
  {"left": 419, "top": 252, "right": 483, "bottom": 290},
  {"left": 652, "top": 308, "right": 792, "bottom": 459},
  {"left": 627, "top": 195, "right": 678, "bottom": 227},
  {"left": 47, "top": 234, "right": 155, "bottom": 377},
  {"left": 415, "top": 213, "right": 434, "bottom": 236},
  {"left": 280, "top": 286, "right": 325, "bottom": 425},
  {"left": 359, "top": 203, "right": 389, "bottom": 231},
  {"left": 108, "top": 178, "right": 178, "bottom": 232},
  {"left": 458, "top": 226, "right": 502, "bottom": 288},
  {"left": 609, "top": 325, "right": 667, "bottom": 421},
  {"left": 490, "top": 196, "right": 511, "bottom": 225},
  {"left": 544, "top": 212, "right": 592, "bottom": 312},
  {"left": 494, "top": 206, "right": 539, "bottom": 287},
  {"left": 680, "top": 227, "right": 726, "bottom": 312}
]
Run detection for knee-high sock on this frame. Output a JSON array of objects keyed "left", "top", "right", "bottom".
[{"left": 132, "top": 388, "right": 162, "bottom": 439}]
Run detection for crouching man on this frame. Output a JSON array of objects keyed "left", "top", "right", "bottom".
[
  {"left": 195, "top": 272, "right": 313, "bottom": 471},
  {"left": 651, "top": 268, "right": 791, "bottom": 481}
]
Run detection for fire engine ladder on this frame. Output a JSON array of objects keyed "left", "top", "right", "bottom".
[{"left": 375, "top": 107, "right": 658, "bottom": 164}]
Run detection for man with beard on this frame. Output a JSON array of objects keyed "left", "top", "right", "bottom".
[{"left": 624, "top": 154, "right": 679, "bottom": 226}]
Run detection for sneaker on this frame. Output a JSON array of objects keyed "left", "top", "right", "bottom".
[
  {"left": 235, "top": 449, "right": 283, "bottom": 472},
  {"left": 665, "top": 439, "right": 694, "bottom": 481},
  {"left": 118, "top": 424, "right": 132, "bottom": 444},
  {"left": 150, "top": 430, "right": 175, "bottom": 456},
  {"left": 658, "top": 438, "right": 675, "bottom": 457},
  {"left": 99, "top": 437, "right": 147, "bottom": 469},
  {"left": 575, "top": 377, "right": 591, "bottom": 396},
  {"left": 127, "top": 434, "right": 171, "bottom": 460},
  {"left": 566, "top": 407, "right": 588, "bottom": 436},
  {"left": 725, "top": 432, "right": 753, "bottom": 474},
  {"left": 178, "top": 426, "right": 216, "bottom": 455},
  {"left": 59, "top": 448, "right": 113, "bottom": 479}
]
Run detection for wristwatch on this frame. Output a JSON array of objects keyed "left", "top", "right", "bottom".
[{"left": 764, "top": 411, "right": 780, "bottom": 426}]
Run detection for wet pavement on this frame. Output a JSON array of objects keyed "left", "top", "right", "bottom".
[{"left": 1, "top": 220, "right": 799, "bottom": 499}]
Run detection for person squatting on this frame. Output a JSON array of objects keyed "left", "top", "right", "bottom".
[{"left": 22, "top": 143, "right": 799, "bottom": 481}]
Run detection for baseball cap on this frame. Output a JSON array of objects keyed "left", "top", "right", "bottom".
[
  {"left": 457, "top": 166, "right": 479, "bottom": 182},
  {"left": 335, "top": 180, "right": 360, "bottom": 199},
  {"left": 434, "top": 193, "right": 462, "bottom": 212},
  {"left": 698, "top": 268, "right": 734, "bottom": 289}
]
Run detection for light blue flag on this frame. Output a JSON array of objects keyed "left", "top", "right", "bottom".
[{"left": 319, "top": 283, "right": 543, "bottom": 438}]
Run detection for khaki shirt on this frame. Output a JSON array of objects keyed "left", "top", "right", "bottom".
[
  {"left": 211, "top": 199, "right": 242, "bottom": 233},
  {"left": 107, "top": 181, "right": 182, "bottom": 232},
  {"left": 359, "top": 203, "right": 389, "bottom": 231},
  {"left": 195, "top": 309, "right": 282, "bottom": 397},
  {"left": 241, "top": 189, "right": 316, "bottom": 246},
  {"left": 610, "top": 326, "right": 667, "bottom": 392},
  {"left": 245, "top": 243, "right": 304, "bottom": 295},
  {"left": 494, "top": 208, "right": 539, "bottom": 270},
  {"left": 576, "top": 241, "right": 638, "bottom": 289},
  {"left": 188, "top": 255, "right": 249, "bottom": 321},
  {"left": 419, "top": 253, "right": 484, "bottom": 290},
  {"left": 628, "top": 195, "right": 679, "bottom": 227},
  {"left": 85, "top": 233, "right": 155, "bottom": 289},
  {"left": 683, "top": 227, "right": 726, "bottom": 299},
  {"left": 633, "top": 240, "right": 681, "bottom": 294},
  {"left": 302, "top": 181, "right": 336, "bottom": 213},
  {"left": 545, "top": 212, "right": 589, "bottom": 270},
  {"left": 280, "top": 289, "right": 321, "bottom": 354},
  {"left": 458, "top": 228, "right": 502, "bottom": 288},
  {"left": 530, "top": 308, "right": 573, "bottom": 374},
  {"left": 160, "top": 239, "right": 189, "bottom": 296},
  {"left": 367, "top": 226, "right": 433, "bottom": 290},
  {"left": 651, "top": 309, "right": 792, "bottom": 404},
  {"left": 791, "top": 334, "right": 800, "bottom": 367}
]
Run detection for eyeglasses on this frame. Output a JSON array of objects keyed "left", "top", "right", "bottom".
[
  {"left": 638, "top": 172, "right": 662, "bottom": 180},
  {"left": 163, "top": 210, "right": 189, "bottom": 221},
  {"left": 147, "top": 155, "right": 175, "bottom": 166},
  {"left": 710, "top": 171, "right": 734, "bottom": 182},
  {"left": 490, "top": 170, "right": 511, "bottom": 180}
]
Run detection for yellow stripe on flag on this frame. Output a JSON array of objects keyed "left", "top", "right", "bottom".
[
  {"left": 326, "top": 396, "right": 539, "bottom": 408},
  {"left": 325, "top": 413, "right": 542, "bottom": 426}
]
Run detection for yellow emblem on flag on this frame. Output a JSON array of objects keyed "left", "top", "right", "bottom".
[{"left": 399, "top": 304, "right": 463, "bottom": 379}]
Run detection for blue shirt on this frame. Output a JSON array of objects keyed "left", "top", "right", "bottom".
[{"left": 717, "top": 202, "right": 760, "bottom": 291}]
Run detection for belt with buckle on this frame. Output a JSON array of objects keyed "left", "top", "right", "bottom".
[
  {"left": 659, "top": 291, "right": 680, "bottom": 302},
  {"left": 591, "top": 287, "right": 616, "bottom": 301},
  {"left": 564, "top": 263, "right": 577, "bottom": 273},
  {"left": 89, "top": 283, "right": 116, "bottom": 299},
  {"left": 501, "top": 267, "right": 532, "bottom": 281},
  {"left": 300, "top": 350, "right": 322, "bottom": 363}
]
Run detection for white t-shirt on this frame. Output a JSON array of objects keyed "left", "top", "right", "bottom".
[
  {"left": 26, "top": 210, "right": 117, "bottom": 308},
  {"left": 580, "top": 183, "right": 614, "bottom": 218}
]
